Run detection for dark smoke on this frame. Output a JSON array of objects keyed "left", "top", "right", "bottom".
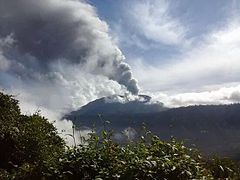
[{"left": 0, "top": 0, "right": 139, "bottom": 94}]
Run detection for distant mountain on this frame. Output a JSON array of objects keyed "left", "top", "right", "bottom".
[
  {"left": 66, "top": 94, "right": 168, "bottom": 116},
  {"left": 64, "top": 96, "right": 240, "bottom": 159}
]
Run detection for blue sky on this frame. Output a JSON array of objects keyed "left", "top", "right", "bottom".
[
  {"left": 87, "top": 0, "right": 240, "bottom": 106},
  {"left": 90, "top": 0, "right": 231, "bottom": 60}
]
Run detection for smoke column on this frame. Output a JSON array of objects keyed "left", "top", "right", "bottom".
[{"left": 0, "top": 0, "right": 139, "bottom": 115}]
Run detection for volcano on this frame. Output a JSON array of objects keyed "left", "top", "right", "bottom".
[{"left": 64, "top": 95, "right": 240, "bottom": 159}]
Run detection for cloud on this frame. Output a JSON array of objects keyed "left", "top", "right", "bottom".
[
  {"left": 0, "top": 0, "right": 142, "bottom": 144},
  {"left": 0, "top": 54, "right": 9, "bottom": 71},
  {"left": 131, "top": 20, "right": 240, "bottom": 93},
  {"left": 150, "top": 85, "right": 240, "bottom": 107},
  {"left": 0, "top": 0, "right": 142, "bottom": 117},
  {"left": 0, "top": 34, "right": 14, "bottom": 71},
  {"left": 0, "top": 0, "right": 139, "bottom": 94},
  {"left": 126, "top": 0, "right": 186, "bottom": 45}
]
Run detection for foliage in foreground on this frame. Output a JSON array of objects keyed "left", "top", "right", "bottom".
[
  {"left": 0, "top": 92, "right": 65, "bottom": 179},
  {"left": 0, "top": 92, "right": 240, "bottom": 179}
]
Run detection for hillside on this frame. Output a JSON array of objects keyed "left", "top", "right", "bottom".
[
  {"left": 66, "top": 94, "right": 167, "bottom": 116},
  {"left": 65, "top": 100, "right": 240, "bottom": 159}
]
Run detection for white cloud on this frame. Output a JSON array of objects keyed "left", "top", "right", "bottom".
[
  {"left": 127, "top": 0, "right": 186, "bottom": 45},
  {"left": 149, "top": 85, "right": 240, "bottom": 107},
  {"left": 0, "top": 0, "right": 141, "bottom": 145},
  {"left": 0, "top": 0, "right": 142, "bottom": 119},
  {"left": 132, "top": 20, "right": 240, "bottom": 93},
  {"left": 0, "top": 34, "right": 14, "bottom": 71},
  {"left": 0, "top": 54, "right": 10, "bottom": 71},
  {"left": 1, "top": 69, "right": 126, "bottom": 145}
]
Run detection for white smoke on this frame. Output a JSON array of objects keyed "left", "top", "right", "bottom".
[
  {"left": 104, "top": 94, "right": 149, "bottom": 104},
  {"left": 0, "top": 0, "right": 139, "bottom": 112},
  {"left": 0, "top": 0, "right": 140, "bottom": 144}
]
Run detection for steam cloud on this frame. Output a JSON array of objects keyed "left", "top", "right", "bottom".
[
  {"left": 0, "top": 0, "right": 140, "bottom": 144},
  {"left": 0, "top": 0, "right": 139, "bottom": 113}
]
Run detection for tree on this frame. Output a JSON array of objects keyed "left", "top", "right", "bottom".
[{"left": 0, "top": 92, "right": 65, "bottom": 179}]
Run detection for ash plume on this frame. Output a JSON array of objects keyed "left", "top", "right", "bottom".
[
  {"left": 0, "top": 0, "right": 139, "bottom": 96},
  {"left": 0, "top": 0, "right": 141, "bottom": 145}
]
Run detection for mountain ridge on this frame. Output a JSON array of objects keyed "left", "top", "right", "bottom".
[{"left": 64, "top": 96, "right": 240, "bottom": 159}]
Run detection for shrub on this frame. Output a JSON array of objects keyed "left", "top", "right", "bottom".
[
  {"left": 0, "top": 92, "right": 65, "bottom": 179},
  {"left": 206, "top": 156, "right": 240, "bottom": 179},
  {"left": 0, "top": 91, "right": 240, "bottom": 179},
  {"left": 54, "top": 131, "right": 212, "bottom": 179}
]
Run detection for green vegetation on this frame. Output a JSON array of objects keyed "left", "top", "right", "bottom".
[
  {"left": 0, "top": 92, "right": 65, "bottom": 179},
  {"left": 0, "top": 92, "right": 239, "bottom": 179}
]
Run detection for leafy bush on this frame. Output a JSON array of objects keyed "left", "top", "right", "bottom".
[
  {"left": 206, "top": 156, "right": 240, "bottom": 179},
  {"left": 0, "top": 91, "right": 239, "bottom": 179},
  {"left": 0, "top": 92, "right": 65, "bottom": 179},
  {"left": 54, "top": 131, "right": 212, "bottom": 179}
]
